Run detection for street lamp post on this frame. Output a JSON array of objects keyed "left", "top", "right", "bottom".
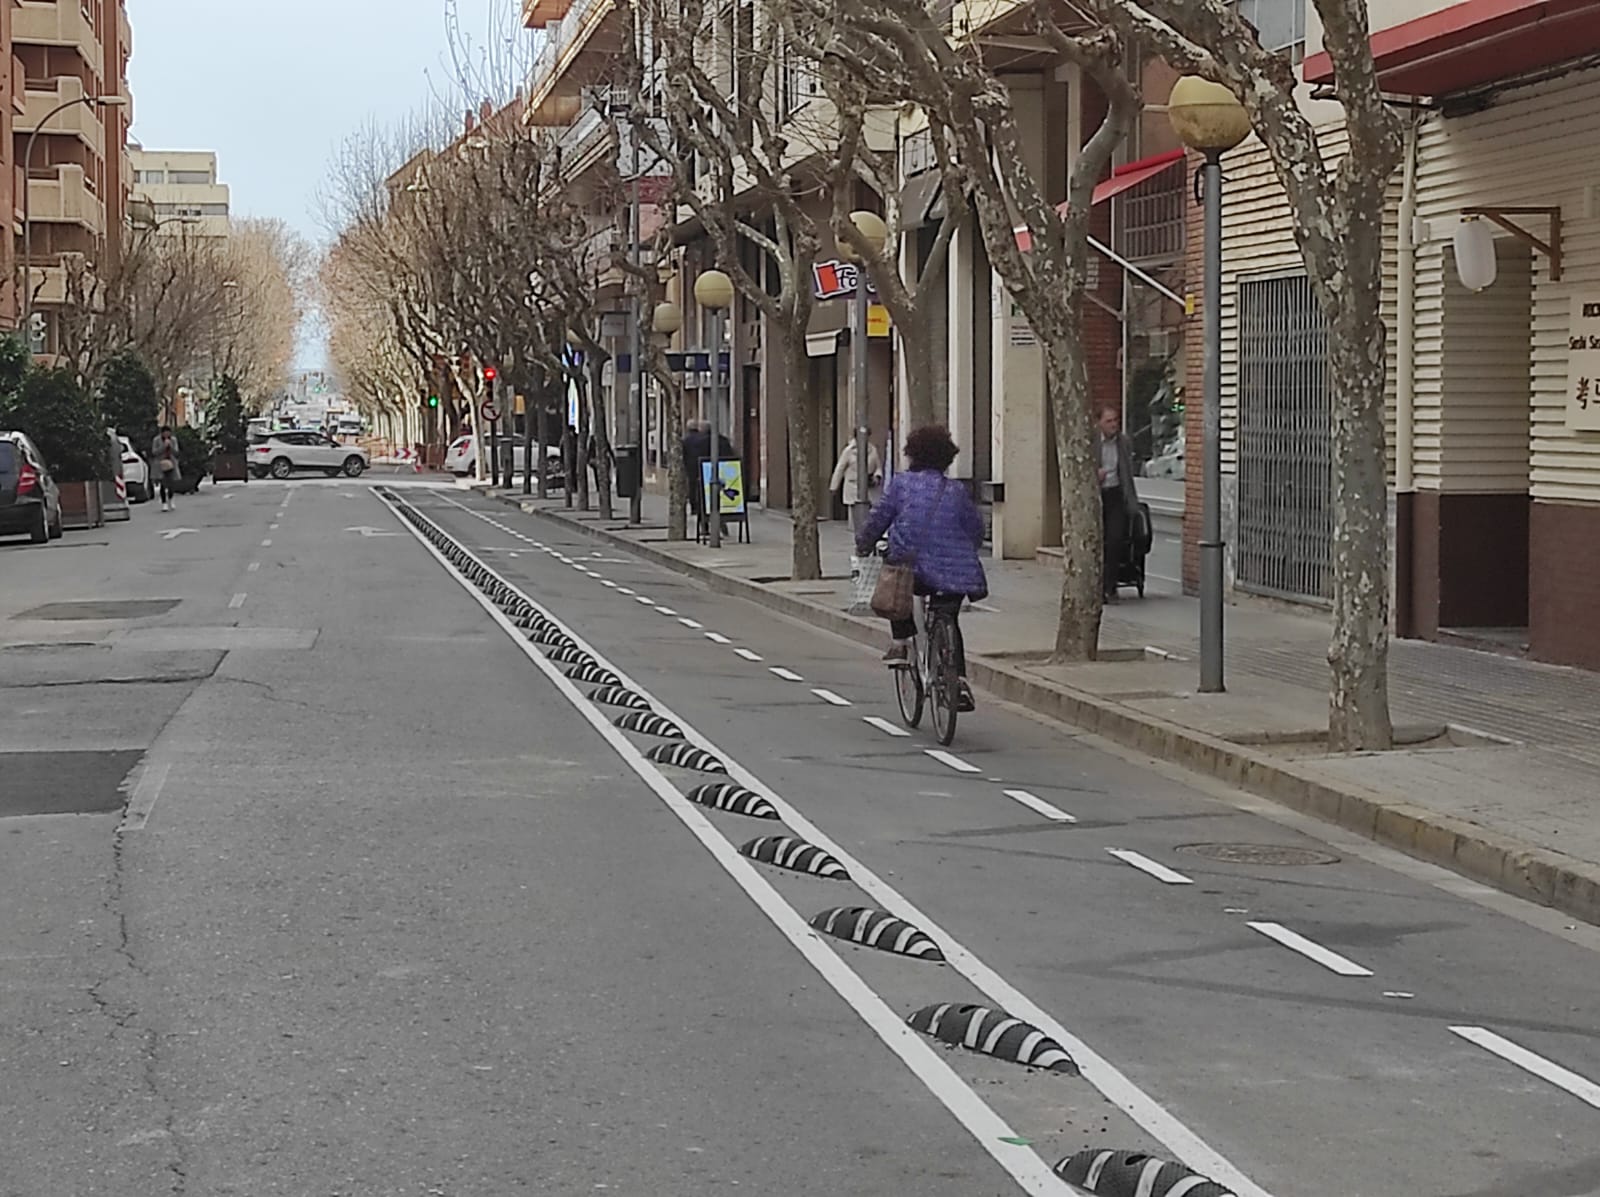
[
  {"left": 693, "top": 270, "right": 735, "bottom": 550},
  {"left": 1169, "top": 77, "right": 1251, "bottom": 695},
  {"left": 652, "top": 298, "right": 683, "bottom": 530},
  {"left": 21, "top": 93, "right": 127, "bottom": 346},
  {"left": 839, "top": 211, "right": 889, "bottom": 531}
]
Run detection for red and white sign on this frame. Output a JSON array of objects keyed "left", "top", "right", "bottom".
[
  {"left": 813, "top": 259, "right": 875, "bottom": 301},
  {"left": 480, "top": 400, "right": 501, "bottom": 424}
]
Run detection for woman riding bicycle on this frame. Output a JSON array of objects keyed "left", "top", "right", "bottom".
[{"left": 855, "top": 425, "right": 986, "bottom": 706}]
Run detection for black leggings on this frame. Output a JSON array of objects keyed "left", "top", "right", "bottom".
[
  {"left": 159, "top": 469, "right": 176, "bottom": 503},
  {"left": 890, "top": 593, "right": 967, "bottom": 675}
]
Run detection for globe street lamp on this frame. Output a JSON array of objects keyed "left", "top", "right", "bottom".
[
  {"left": 839, "top": 211, "right": 889, "bottom": 524},
  {"left": 1170, "top": 76, "right": 1250, "bottom": 695},
  {"left": 22, "top": 93, "right": 127, "bottom": 346},
  {"left": 693, "top": 270, "right": 735, "bottom": 549}
]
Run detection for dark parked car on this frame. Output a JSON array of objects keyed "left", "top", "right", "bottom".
[{"left": 0, "top": 432, "right": 64, "bottom": 544}]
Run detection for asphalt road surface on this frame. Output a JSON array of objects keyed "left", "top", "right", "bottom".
[{"left": 3, "top": 478, "right": 1597, "bottom": 1197}]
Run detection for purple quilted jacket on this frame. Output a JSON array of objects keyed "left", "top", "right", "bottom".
[{"left": 855, "top": 469, "right": 988, "bottom": 600}]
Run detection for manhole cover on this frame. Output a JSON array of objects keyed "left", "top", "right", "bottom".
[
  {"left": 1176, "top": 842, "right": 1341, "bottom": 867},
  {"left": 15, "top": 600, "right": 180, "bottom": 621}
]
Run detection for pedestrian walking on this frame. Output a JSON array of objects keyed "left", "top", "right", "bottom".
[
  {"left": 151, "top": 427, "right": 181, "bottom": 512},
  {"left": 829, "top": 438, "right": 883, "bottom": 534},
  {"left": 1096, "top": 402, "right": 1139, "bottom": 603}
]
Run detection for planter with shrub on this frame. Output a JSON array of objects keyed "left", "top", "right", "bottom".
[
  {"left": 209, "top": 375, "right": 250, "bottom": 483},
  {"left": 0, "top": 365, "right": 109, "bottom": 529}
]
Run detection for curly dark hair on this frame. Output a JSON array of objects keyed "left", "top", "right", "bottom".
[{"left": 903, "top": 424, "right": 958, "bottom": 473}]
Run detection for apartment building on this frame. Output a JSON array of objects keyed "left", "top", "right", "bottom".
[
  {"left": 129, "top": 147, "right": 230, "bottom": 238},
  {"left": 10, "top": 0, "right": 133, "bottom": 349},
  {"left": 1180, "top": 0, "right": 1600, "bottom": 670}
]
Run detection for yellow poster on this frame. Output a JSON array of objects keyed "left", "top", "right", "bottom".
[{"left": 867, "top": 304, "right": 891, "bottom": 338}]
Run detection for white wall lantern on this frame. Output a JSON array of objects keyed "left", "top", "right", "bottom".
[{"left": 1453, "top": 216, "right": 1498, "bottom": 292}]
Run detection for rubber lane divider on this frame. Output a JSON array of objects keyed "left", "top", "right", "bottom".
[
  {"left": 369, "top": 487, "right": 1076, "bottom": 1196},
  {"left": 381, "top": 486, "right": 1274, "bottom": 1197}
]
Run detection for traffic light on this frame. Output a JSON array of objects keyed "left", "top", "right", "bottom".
[
  {"left": 483, "top": 365, "right": 498, "bottom": 383},
  {"left": 426, "top": 394, "right": 440, "bottom": 409}
]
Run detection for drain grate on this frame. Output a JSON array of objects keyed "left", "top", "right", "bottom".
[
  {"left": 810, "top": 907, "right": 944, "bottom": 961},
  {"left": 740, "top": 835, "right": 849, "bottom": 880},
  {"left": 906, "top": 1003, "right": 1077, "bottom": 1074},
  {"left": 1176, "top": 842, "right": 1340, "bottom": 867}
]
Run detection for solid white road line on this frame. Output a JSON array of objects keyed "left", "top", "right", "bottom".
[
  {"left": 247, "top": 562, "right": 260, "bottom": 573},
  {"left": 812, "top": 689, "right": 852, "bottom": 707},
  {"left": 734, "top": 648, "right": 764, "bottom": 661},
  {"left": 1108, "top": 849, "right": 1194, "bottom": 885},
  {"left": 1451, "top": 1026, "right": 1600, "bottom": 1109},
  {"left": 1003, "top": 790, "right": 1077, "bottom": 823},
  {"left": 1248, "top": 921, "right": 1374, "bottom": 977},
  {"left": 678, "top": 617, "right": 703, "bottom": 629},
  {"left": 121, "top": 761, "right": 171, "bottom": 832},
  {"left": 395, "top": 494, "right": 1272, "bottom": 1197},
  {"left": 925, "top": 749, "right": 983, "bottom": 774},
  {"left": 228, "top": 593, "right": 247, "bottom": 610},
  {"left": 378, "top": 496, "right": 1069, "bottom": 1196},
  {"left": 769, "top": 667, "right": 805, "bottom": 682},
  {"left": 863, "top": 716, "right": 911, "bottom": 738},
  {"left": 705, "top": 632, "right": 732, "bottom": 645}
]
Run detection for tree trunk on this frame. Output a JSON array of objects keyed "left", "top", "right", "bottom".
[
  {"left": 589, "top": 358, "right": 614, "bottom": 520},
  {"left": 576, "top": 370, "right": 592, "bottom": 512},
  {"left": 522, "top": 374, "right": 536, "bottom": 497},
  {"left": 781, "top": 330, "right": 822, "bottom": 580},
  {"left": 899, "top": 301, "right": 941, "bottom": 432},
  {"left": 665, "top": 375, "right": 687, "bottom": 541},
  {"left": 536, "top": 389, "right": 550, "bottom": 501},
  {"left": 1042, "top": 323, "right": 1103, "bottom": 662},
  {"left": 1326, "top": 306, "right": 1394, "bottom": 752}
]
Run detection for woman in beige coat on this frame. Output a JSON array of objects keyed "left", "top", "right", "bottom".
[{"left": 830, "top": 439, "right": 883, "bottom": 533}]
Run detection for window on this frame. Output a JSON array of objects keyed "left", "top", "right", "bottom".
[
  {"left": 779, "top": 35, "right": 819, "bottom": 117},
  {"left": 1236, "top": 0, "right": 1306, "bottom": 59},
  {"left": 137, "top": 169, "right": 164, "bottom": 184},
  {"left": 169, "top": 170, "right": 212, "bottom": 185}
]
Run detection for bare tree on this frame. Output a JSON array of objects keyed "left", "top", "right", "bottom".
[
  {"left": 1107, "top": 0, "right": 1401, "bottom": 750},
  {"left": 807, "top": 0, "right": 1139, "bottom": 659}
]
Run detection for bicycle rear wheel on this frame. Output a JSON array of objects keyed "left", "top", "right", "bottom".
[
  {"left": 894, "top": 641, "right": 925, "bottom": 728},
  {"left": 928, "top": 618, "right": 960, "bottom": 746}
]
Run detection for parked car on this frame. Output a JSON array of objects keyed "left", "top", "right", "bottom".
[
  {"left": 118, "top": 436, "right": 150, "bottom": 502},
  {"left": 444, "top": 435, "right": 565, "bottom": 488},
  {"left": 249, "top": 431, "right": 369, "bottom": 479},
  {"left": 0, "top": 431, "right": 64, "bottom": 543}
]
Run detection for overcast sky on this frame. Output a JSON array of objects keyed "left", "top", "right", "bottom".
[{"left": 127, "top": 0, "right": 532, "bottom": 367}]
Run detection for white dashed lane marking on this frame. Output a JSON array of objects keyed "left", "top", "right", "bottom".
[
  {"left": 1002, "top": 790, "right": 1076, "bottom": 823},
  {"left": 679, "top": 618, "right": 703, "bottom": 629},
  {"left": 863, "top": 716, "right": 910, "bottom": 738},
  {"left": 228, "top": 593, "right": 247, "bottom": 609},
  {"left": 925, "top": 749, "right": 982, "bottom": 774},
  {"left": 769, "top": 667, "right": 805, "bottom": 683},
  {"left": 734, "top": 648, "right": 764, "bottom": 662},
  {"left": 1450, "top": 1027, "right": 1600, "bottom": 1109},
  {"left": 1108, "top": 849, "right": 1193, "bottom": 885},
  {"left": 812, "top": 689, "right": 852, "bottom": 707},
  {"left": 1248, "top": 921, "right": 1373, "bottom": 977},
  {"left": 706, "top": 632, "right": 732, "bottom": 645}
]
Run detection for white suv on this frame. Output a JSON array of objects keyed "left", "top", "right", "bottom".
[{"left": 250, "top": 431, "right": 368, "bottom": 479}]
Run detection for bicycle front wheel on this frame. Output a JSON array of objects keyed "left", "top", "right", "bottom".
[
  {"left": 927, "top": 619, "right": 960, "bottom": 746},
  {"left": 894, "top": 646, "right": 925, "bottom": 728}
]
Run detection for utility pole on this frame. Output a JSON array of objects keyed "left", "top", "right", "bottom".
[{"left": 626, "top": 92, "right": 644, "bottom": 526}]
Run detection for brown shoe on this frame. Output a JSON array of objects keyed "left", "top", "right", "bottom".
[{"left": 882, "top": 641, "right": 911, "bottom": 666}]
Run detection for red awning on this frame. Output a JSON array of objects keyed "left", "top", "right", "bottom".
[
  {"left": 1303, "top": 0, "right": 1600, "bottom": 96},
  {"left": 1090, "top": 150, "right": 1185, "bottom": 206}
]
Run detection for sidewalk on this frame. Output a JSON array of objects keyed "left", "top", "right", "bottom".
[{"left": 487, "top": 486, "right": 1600, "bottom": 926}]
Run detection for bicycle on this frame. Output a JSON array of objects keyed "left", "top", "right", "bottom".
[{"left": 893, "top": 595, "right": 965, "bottom": 745}]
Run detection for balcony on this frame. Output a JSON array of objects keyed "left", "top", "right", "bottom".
[
  {"left": 14, "top": 1, "right": 103, "bottom": 66},
  {"left": 28, "top": 163, "right": 103, "bottom": 234},
  {"left": 13, "top": 164, "right": 26, "bottom": 227},
  {"left": 524, "top": 0, "right": 624, "bottom": 124},
  {"left": 523, "top": 0, "right": 573, "bottom": 29},
  {"left": 19, "top": 76, "right": 107, "bottom": 157},
  {"left": 26, "top": 262, "right": 71, "bottom": 307},
  {"left": 11, "top": 57, "right": 25, "bottom": 115}
]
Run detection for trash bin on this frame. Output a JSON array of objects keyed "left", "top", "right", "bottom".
[{"left": 615, "top": 444, "right": 641, "bottom": 499}]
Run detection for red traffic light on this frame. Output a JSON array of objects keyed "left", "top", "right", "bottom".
[{"left": 483, "top": 365, "right": 498, "bottom": 382}]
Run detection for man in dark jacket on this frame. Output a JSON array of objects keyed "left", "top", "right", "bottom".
[
  {"left": 1096, "top": 403, "right": 1140, "bottom": 602},
  {"left": 681, "top": 421, "right": 734, "bottom": 518}
]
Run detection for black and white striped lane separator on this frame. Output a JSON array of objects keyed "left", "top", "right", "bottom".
[
  {"left": 613, "top": 711, "right": 686, "bottom": 740},
  {"left": 740, "top": 835, "right": 849, "bottom": 880},
  {"left": 907, "top": 1003, "right": 1078, "bottom": 1075},
  {"left": 372, "top": 490, "right": 1069, "bottom": 1195},
  {"left": 589, "top": 685, "right": 652, "bottom": 712},
  {"left": 380, "top": 490, "right": 1269, "bottom": 1197},
  {"left": 685, "top": 783, "right": 779, "bottom": 820},
  {"left": 1056, "top": 1150, "right": 1237, "bottom": 1197},
  {"left": 811, "top": 907, "right": 945, "bottom": 962}
]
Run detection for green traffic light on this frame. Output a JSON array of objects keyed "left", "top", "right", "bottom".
[{"left": 427, "top": 395, "right": 440, "bottom": 408}]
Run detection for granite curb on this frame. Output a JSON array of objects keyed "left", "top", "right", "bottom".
[{"left": 493, "top": 491, "right": 1600, "bottom": 929}]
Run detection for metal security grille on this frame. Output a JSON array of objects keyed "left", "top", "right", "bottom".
[{"left": 1235, "top": 274, "right": 1332, "bottom": 602}]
